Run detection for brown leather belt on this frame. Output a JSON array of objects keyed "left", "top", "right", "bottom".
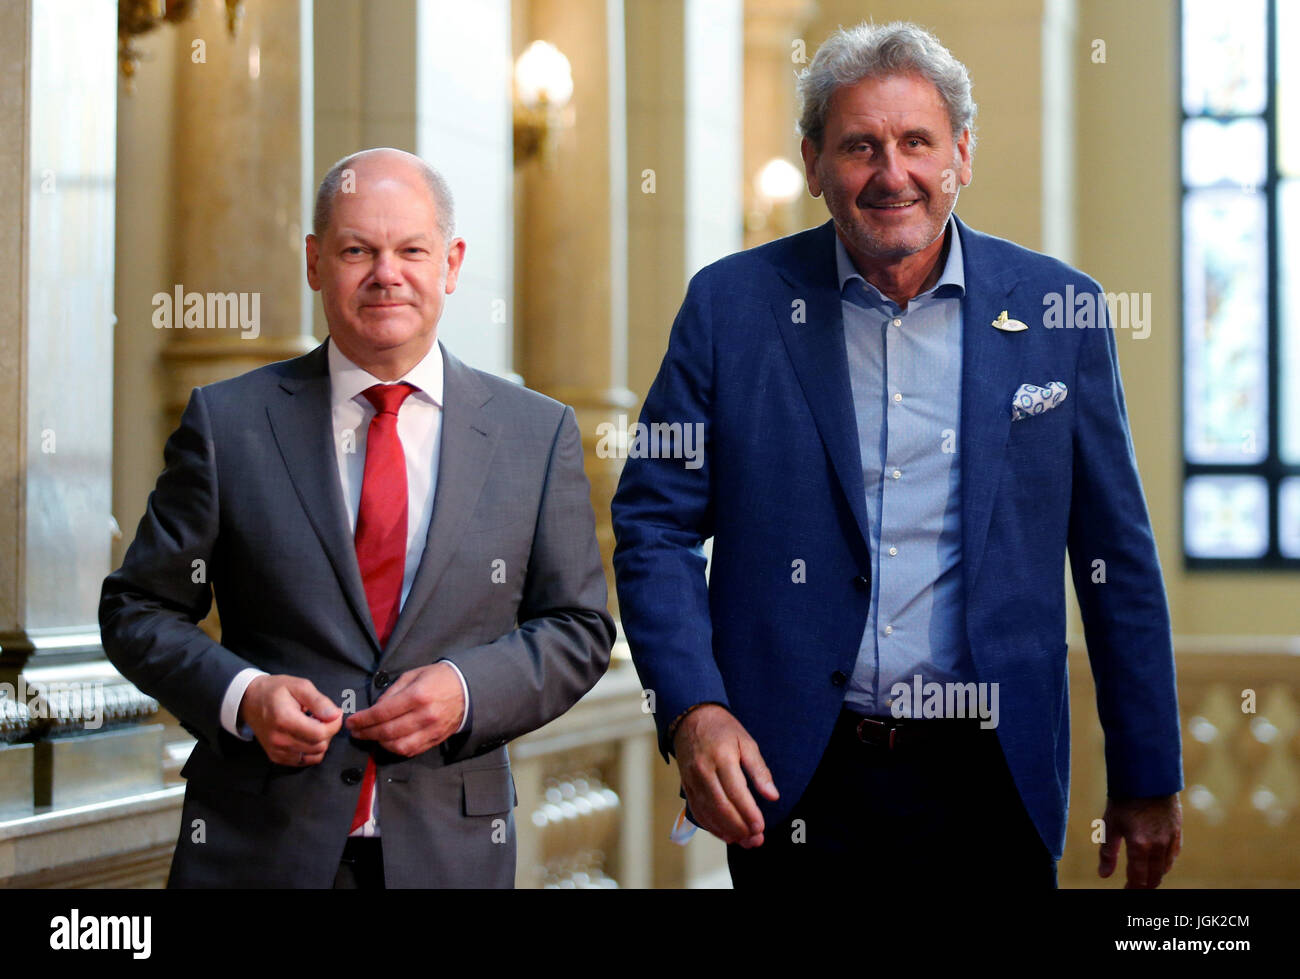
[{"left": 835, "top": 708, "right": 989, "bottom": 751}]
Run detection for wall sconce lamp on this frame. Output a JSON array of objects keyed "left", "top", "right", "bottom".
[
  {"left": 745, "top": 157, "right": 805, "bottom": 236},
  {"left": 513, "top": 40, "right": 575, "bottom": 167},
  {"left": 118, "top": 0, "right": 244, "bottom": 84}
]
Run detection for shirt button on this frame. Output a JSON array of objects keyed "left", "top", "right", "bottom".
[
  {"left": 893, "top": 392, "right": 903, "bottom": 403},
  {"left": 889, "top": 546, "right": 898, "bottom": 556},
  {"left": 892, "top": 469, "right": 901, "bottom": 479},
  {"left": 884, "top": 625, "right": 893, "bottom": 635},
  {"left": 892, "top": 318, "right": 902, "bottom": 327}
]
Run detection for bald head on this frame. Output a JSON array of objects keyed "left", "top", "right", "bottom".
[{"left": 312, "top": 148, "right": 455, "bottom": 242}]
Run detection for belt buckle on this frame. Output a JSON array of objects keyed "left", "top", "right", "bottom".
[{"left": 855, "top": 716, "right": 898, "bottom": 749}]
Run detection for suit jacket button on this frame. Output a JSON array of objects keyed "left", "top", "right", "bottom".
[
  {"left": 831, "top": 671, "right": 848, "bottom": 687},
  {"left": 853, "top": 575, "right": 868, "bottom": 591},
  {"left": 342, "top": 768, "right": 363, "bottom": 786},
  {"left": 374, "top": 670, "right": 392, "bottom": 690}
]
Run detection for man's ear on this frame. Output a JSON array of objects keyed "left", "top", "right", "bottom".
[
  {"left": 956, "top": 128, "right": 973, "bottom": 187},
  {"left": 443, "top": 237, "right": 467, "bottom": 295},
  {"left": 800, "top": 136, "right": 822, "bottom": 198},
  {"left": 305, "top": 234, "right": 322, "bottom": 292}
]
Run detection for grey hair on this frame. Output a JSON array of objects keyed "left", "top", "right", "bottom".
[
  {"left": 312, "top": 148, "right": 456, "bottom": 241},
  {"left": 798, "top": 21, "right": 977, "bottom": 152}
]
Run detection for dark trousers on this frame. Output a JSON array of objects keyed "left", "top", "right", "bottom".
[
  {"left": 727, "top": 710, "right": 1057, "bottom": 889},
  {"left": 333, "top": 837, "right": 386, "bottom": 889}
]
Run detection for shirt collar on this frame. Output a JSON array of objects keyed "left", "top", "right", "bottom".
[
  {"left": 835, "top": 214, "right": 966, "bottom": 304},
  {"left": 327, "top": 336, "right": 444, "bottom": 410}
]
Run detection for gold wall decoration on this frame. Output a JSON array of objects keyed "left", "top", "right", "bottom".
[{"left": 118, "top": 0, "right": 243, "bottom": 82}]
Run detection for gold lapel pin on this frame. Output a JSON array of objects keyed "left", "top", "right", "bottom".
[{"left": 992, "top": 309, "right": 1029, "bottom": 332}]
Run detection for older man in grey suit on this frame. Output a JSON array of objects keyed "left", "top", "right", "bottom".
[{"left": 100, "top": 147, "right": 614, "bottom": 888}]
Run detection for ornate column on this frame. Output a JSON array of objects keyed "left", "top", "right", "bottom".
[
  {"left": 160, "top": 0, "right": 317, "bottom": 425},
  {"left": 513, "top": 0, "right": 635, "bottom": 616}
]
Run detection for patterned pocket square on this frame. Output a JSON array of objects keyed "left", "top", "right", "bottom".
[{"left": 1011, "top": 380, "right": 1068, "bottom": 421}]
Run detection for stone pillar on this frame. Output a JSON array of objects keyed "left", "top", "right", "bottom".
[
  {"left": 625, "top": 0, "right": 685, "bottom": 413},
  {"left": 160, "top": 0, "right": 317, "bottom": 425},
  {"left": 513, "top": 0, "right": 635, "bottom": 615},
  {"left": 744, "top": 0, "right": 817, "bottom": 248},
  {"left": 416, "top": 0, "right": 514, "bottom": 376},
  {"left": 0, "top": 0, "right": 162, "bottom": 819},
  {"left": 626, "top": 0, "right": 744, "bottom": 406},
  {"left": 1041, "top": 0, "right": 1077, "bottom": 263}
]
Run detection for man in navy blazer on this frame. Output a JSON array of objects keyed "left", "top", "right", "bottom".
[{"left": 612, "top": 22, "right": 1182, "bottom": 888}]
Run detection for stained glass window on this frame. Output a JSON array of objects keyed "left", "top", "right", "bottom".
[
  {"left": 1279, "top": 478, "right": 1300, "bottom": 558},
  {"left": 1182, "top": 190, "right": 1268, "bottom": 464},
  {"left": 1182, "top": 0, "right": 1298, "bottom": 566},
  {"left": 1184, "top": 476, "right": 1270, "bottom": 558}
]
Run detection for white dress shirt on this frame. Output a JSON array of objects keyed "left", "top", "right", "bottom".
[{"left": 218, "top": 337, "right": 470, "bottom": 837}]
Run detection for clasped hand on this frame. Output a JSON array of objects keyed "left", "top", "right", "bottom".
[{"left": 239, "top": 663, "right": 465, "bottom": 765}]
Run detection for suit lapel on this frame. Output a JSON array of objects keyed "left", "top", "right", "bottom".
[
  {"left": 772, "top": 221, "right": 871, "bottom": 551},
  {"left": 955, "top": 216, "right": 1027, "bottom": 597},
  {"left": 265, "top": 342, "right": 380, "bottom": 664},
  {"left": 382, "top": 343, "right": 499, "bottom": 658}
]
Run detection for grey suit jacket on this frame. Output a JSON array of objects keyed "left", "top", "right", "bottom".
[{"left": 99, "top": 339, "right": 615, "bottom": 887}]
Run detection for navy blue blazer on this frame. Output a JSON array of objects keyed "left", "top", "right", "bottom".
[{"left": 611, "top": 216, "right": 1182, "bottom": 859}]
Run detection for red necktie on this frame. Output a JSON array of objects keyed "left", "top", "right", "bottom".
[{"left": 350, "top": 382, "right": 415, "bottom": 834}]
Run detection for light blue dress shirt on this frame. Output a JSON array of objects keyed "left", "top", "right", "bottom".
[{"left": 837, "top": 218, "right": 976, "bottom": 715}]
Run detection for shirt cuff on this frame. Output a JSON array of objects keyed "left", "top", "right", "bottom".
[
  {"left": 440, "top": 660, "right": 471, "bottom": 734},
  {"left": 221, "top": 668, "right": 268, "bottom": 740}
]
